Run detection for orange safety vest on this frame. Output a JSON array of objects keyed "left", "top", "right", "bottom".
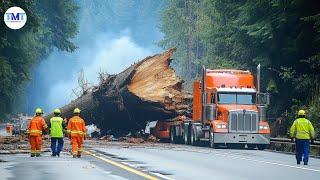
[
  {"left": 26, "top": 116, "right": 48, "bottom": 136},
  {"left": 67, "top": 116, "right": 86, "bottom": 137}
]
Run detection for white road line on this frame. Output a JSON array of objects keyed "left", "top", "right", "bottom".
[
  {"left": 150, "top": 172, "right": 176, "bottom": 180},
  {"left": 120, "top": 146, "right": 320, "bottom": 173},
  {"left": 219, "top": 153, "right": 320, "bottom": 173},
  {"left": 176, "top": 148, "right": 320, "bottom": 173}
]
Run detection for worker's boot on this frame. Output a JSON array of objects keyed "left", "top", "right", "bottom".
[
  {"left": 72, "top": 154, "right": 77, "bottom": 158},
  {"left": 77, "top": 154, "right": 81, "bottom": 158},
  {"left": 304, "top": 162, "right": 308, "bottom": 165},
  {"left": 35, "top": 153, "right": 41, "bottom": 157},
  {"left": 30, "top": 153, "right": 35, "bottom": 157}
]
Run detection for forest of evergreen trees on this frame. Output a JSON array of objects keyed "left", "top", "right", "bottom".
[
  {"left": 0, "top": 0, "right": 78, "bottom": 119},
  {"left": 159, "top": 0, "right": 320, "bottom": 136},
  {"left": 0, "top": 0, "right": 319, "bottom": 136}
]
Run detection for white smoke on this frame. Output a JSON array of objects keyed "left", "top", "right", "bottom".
[
  {"left": 45, "top": 34, "right": 153, "bottom": 110},
  {"left": 84, "top": 35, "right": 152, "bottom": 82}
]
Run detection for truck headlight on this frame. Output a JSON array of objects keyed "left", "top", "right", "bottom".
[
  {"left": 259, "top": 125, "right": 268, "bottom": 130},
  {"left": 217, "top": 124, "right": 227, "bottom": 129}
]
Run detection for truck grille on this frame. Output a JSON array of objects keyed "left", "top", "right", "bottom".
[{"left": 229, "top": 110, "right": 258, "bottom": 133}]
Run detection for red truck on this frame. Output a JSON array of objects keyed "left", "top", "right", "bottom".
[{"left": 152, "top": 65, "right": 270, "bottom": 149}]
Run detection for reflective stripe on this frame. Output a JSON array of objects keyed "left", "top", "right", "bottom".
[
  {"left": 296, "top": 131, "right": 308, "bottom": 134},
  {"left": 70, "top": 130, "right": 84, "bottom": 134},
  {"left": 72, "top": 120, "right": 82, "bottom": 122},
  {"left": 30, "top": 130, "right": 42, "bottom": 134},
  {"left": 30, "top": 150, "right": 41, "bottom": 153}
]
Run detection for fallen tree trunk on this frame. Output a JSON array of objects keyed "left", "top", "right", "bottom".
[{"left": 44, "top": 48, "right": 192, "bottom": 135}]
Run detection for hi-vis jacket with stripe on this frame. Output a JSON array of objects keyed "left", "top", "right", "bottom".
[
  {"left": 290, "top": 118, "right": 315, "bottom": 140},
  {"left": 26, "top": 116, "right": 48, "bottom": 136},
  {"left": 67, "top": 116, "right": 87, "bottom": 137}
]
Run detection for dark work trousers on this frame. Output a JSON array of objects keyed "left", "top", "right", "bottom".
[
  {"left": 295, "top": 139, "right": 310, "bottom": 164},
  {"left": 51, "top": 137, "right": 64, "bottom": 156}
]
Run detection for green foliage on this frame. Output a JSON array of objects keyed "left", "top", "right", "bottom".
[
  {"left": 159, "top": 0, "right": 320, "bottom": 136},
  {"left": 0, "top": 0, "right": 78, "bottom": 118}
]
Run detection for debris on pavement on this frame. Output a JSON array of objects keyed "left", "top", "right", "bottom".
[{"left": 146, "top": 135, "right": 158, "bottom": 143}]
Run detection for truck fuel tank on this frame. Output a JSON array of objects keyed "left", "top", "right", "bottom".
[{"left": 206, "top": 104, "right": 217, "bottom": 121}]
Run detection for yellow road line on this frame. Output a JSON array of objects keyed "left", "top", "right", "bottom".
[{"left": 83, "top": 150, "right": 159, "bottom": 180}]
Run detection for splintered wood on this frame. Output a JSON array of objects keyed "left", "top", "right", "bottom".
[{"left": 128, "top": 48, "right": 190, "bottom": 112}]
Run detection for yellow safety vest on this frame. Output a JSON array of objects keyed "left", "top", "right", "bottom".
[
  {"left": 50, "top": 117, "right": 64, "bottom": 138},
  {"left": 290, "top": 118, "right": 315, "bottom": 139}
]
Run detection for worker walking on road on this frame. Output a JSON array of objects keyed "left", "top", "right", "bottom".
[
  {"left": 49, "top": 109, "right": 66, "bottom": 157},
  {"left": 26, "top": 108, "right": 48, "bottom": 157},
  {"left": 290, "top": 110, "right": 315, "bottom": 165},
  {"left": 67, "top": 108, "right": 87, "bottom": 158}
]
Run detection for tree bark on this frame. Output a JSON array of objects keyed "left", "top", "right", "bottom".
[{"left": 44, "top": 48, "right": 192, "bottom": 135}]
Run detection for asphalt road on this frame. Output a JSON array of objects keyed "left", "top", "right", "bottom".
[
  {"left": 0, "top": 151, "right": 156, "bottom": 180},
  {"left": 91, "top": 143, "right": 320, "bottom": 180},
  {"left": 0, "top": 141, "right": 319, "bottom": 180}
]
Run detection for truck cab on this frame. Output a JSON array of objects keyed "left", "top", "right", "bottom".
[
  {"left": 191, "top": 67, "right": 270, "bottom": 149},
  {"left": 152, "top": 65, "right": 270, "bottom": 149}
]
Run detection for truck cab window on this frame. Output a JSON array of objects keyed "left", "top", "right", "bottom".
[
  {"left": 217, "top": 93, "right": 236, "bottom": 104},
  {"left": 237, "top": 93, "right": 256, "bottom": 105},
  {"left": 217, "top": 92, "right": 256, "bottom": 105}
]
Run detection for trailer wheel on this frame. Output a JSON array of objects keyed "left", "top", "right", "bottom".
[
  {"left": 190, "top": 125, "right": 197, "bottom": 146},
  {"left": 183, "top": 124, "right": 190, "bottom": 145},
  {"left": 209, "top": 129, "right": 216, "bottom": 148},
  {"left": 170, "top": 126, "right": 177, "bottom": 144}
]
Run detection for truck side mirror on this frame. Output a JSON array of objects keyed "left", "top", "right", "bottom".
[{"left": 257, "top": 93, "right": 270, "bottom": 106}]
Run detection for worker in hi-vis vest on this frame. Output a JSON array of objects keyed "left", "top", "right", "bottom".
[
  {"left": 49, "top": 109, "right": 66, "bottom": 157},
  {"left": 67, "top": 108, "right": 87, "bottom": 158},
  {"left": 290, "top": 110, "right": 315, "bottom": 165},
  {"left": 26, "top": 108, "right": 48, "bottom": 157}
]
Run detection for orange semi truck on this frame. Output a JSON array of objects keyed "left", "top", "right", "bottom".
[{"left": 153, "top": 65, "right": 270, "bottom": 149}]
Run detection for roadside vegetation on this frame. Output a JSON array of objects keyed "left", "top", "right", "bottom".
[
  {"left": 0, "top": 0, "right": 319, "bottom": 138},
  {"left": 0, "top": 0, "right": 78, "bottom": 118},
  {"left": 159, "top": 0, "right": 320, "bottom": 137}
]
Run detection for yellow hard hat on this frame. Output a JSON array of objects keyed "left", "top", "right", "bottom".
[
  {"left": 53, "top": 108, "right": 61, "bottom": 114},
  {"left": 298, "top": 110, "right": 306, "bottom": 116},
  {"left": 73, "top": 108, "right": 81, "bottom": 114},
  {"left": 35, "top": 108, "right": 43, "bottom": 114}
]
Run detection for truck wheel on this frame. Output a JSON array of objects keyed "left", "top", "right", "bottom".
[
  {"left": 183, "top": 124, "right": 190, "bottom": 145},
  {"left": 170, "top": 126, "right": 176, "bottom": 144},
  {"left": 190, "top": 125, "right": 197, "bottom": 146},
  {"left": 209, "top": 129, "right": 216, "bottom": 148},
  {"left": 257, "top": 144, "right": 268, "bottom": 150}
]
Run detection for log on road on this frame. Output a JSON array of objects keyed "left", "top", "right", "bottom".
[{"left": 44, "top": 48, "right": 192, "bottom": 135}]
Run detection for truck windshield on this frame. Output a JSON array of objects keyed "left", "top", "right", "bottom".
[{"left": 217, "top": 93, "right": 256, "bottom": 105}]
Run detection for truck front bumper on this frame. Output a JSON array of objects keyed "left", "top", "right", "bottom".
[{"left": 214, "top": 133, "right": 270, "bottom": 144}]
